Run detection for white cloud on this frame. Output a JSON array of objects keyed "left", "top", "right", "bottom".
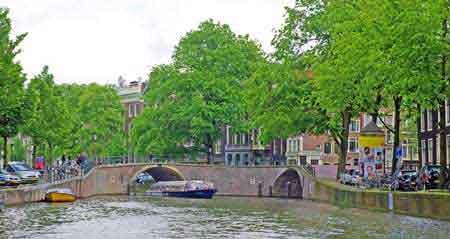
[{"left": 1, "top": 0, "right": 294, "bottom": 84}]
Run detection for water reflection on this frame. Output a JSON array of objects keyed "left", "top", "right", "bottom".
[{"left": 0, "top": 196, "right": 449, "bottom": 239}]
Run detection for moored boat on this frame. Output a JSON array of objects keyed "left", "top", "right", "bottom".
[
  {"left": 145, "top": 181, "right": 217, "bottom": 199},
  {"left": 45, "top": 188, "right": 77, "bottom": 202}
]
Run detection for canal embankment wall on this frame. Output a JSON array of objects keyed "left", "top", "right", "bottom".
[{"left": 311, "top": 180, "right": 450, "bottom": 221}]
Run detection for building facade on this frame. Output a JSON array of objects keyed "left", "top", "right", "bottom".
[
  {"left": 212, "top": 127, "right": 287, "bottom": 166},
  {"left": 419, "top": 103, "right": 450, "bottom": 168},
  {"left": 283, "top": 112, "right": 419, "bottom": 171},
  {"left": 116, "top": 77, "right": 147, "bottom": 133},
  {"left": 116, "top": 77, "right": 147, "bottom": 162}
]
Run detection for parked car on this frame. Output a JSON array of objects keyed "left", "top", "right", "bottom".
[
  {"left": 416, "top": 165, "right": 449, "bottom": 190},
  {"left": 0, "top": 174, "right": 7, "bottom": 187},
  {"left": 397, "top": 170, "right": 417, "bottom": 191},
  {"left": 136, "top": 172, "right": 155, "bottom": 184},
  {"left": 340, "top": 169, "right": 361, "bottom": 186},
  {"left": 6, "top": 162, "right": 41, "bottom": 184},
  {"left": 0, "top": 168, "right": 22, "bottom": 186}
]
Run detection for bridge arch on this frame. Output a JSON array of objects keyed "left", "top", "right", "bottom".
[
  {"left": 272, "top": 168, "right": 303, "bottom": 198},
  {"left": 131, "top": 165, "right": 185, "bottom": 182}
]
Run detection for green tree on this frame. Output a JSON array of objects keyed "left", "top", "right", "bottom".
[
  {"left": 272, "top": 0, "right": 363, "bottom": 178},
  {"left": 22, "top": 66, "right": 72, "bottom": 165},
  {"left": 78, "top": 83, "right": 125, "bottom": 161},
  {"left": 0, "top": 9, "right": 28, "bottom": 167},
  {"left": 133, "top": 20, "right": 264, "bottom": 163},
  {"left": 244, "top": 61, "right": 321, "bottom": 142},
  {"left": 12, "top": 137, "right": 26, "bottom": 162},
  {"left": 318, "top": 0, "right": 448, "bottom": 173}
]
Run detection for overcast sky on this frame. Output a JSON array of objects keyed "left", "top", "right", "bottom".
[{"left": 1, "top": 0, "right": 294, "bottom": 84}]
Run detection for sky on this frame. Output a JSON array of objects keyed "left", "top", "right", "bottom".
[{"left": 1, "top": 0, "right": 294, "bottom": 85}]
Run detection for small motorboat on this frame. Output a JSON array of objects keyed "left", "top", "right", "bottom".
[
  {"left": 45, "top": 188, "right": 77, "bottom": 202},
  {"left": 145, "top": 180, "right": 217, "bottom": 199}
]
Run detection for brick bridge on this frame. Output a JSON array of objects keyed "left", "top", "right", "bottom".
[{"left": 86, "top": 163, "right": 316, "bottom": 199}]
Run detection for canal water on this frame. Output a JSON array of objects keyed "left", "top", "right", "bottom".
[{"left": 0, "top": 196, "right": 449, "bottom": 239}]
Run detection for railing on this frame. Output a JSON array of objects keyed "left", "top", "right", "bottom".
[{"left": 301, "top": 164, "right": 316, "bottom": 177}]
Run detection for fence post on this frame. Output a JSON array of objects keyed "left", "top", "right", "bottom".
[
  {"left": 287, "top": 182, "right": 292, "bottom": 198},
  {"left": 257, "top": 182, "right": 263, "bottom": 197}
]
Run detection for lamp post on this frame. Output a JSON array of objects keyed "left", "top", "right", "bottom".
[{"left": 92, "top": 133, "right": 97, "bottom": 165}]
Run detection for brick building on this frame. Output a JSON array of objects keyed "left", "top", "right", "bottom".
[{"left": 419, "top": 103, "right": 450, "bottom": 168}]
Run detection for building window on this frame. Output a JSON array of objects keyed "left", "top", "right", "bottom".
[
  {"left": 235, "top": 134, "right": 241, "bottom": 145},
  {"left": 387, "top": 132, "right": 394, "bottom": 144},
  {"left": 227, "top": 154, "right": 232, "bottom": 165},
  {"left": 300, "top": 156, "right": 307, "bottom": 165},
  {"left": 348, "top": 137, "right": 359, "bottom": 153},
  {"left": 437, "top": 135, "right": 441, "bottom": 164},
  {"left": 324, "top": 142, "right": 332, "bottom": 154},
  {"left": 363, "top": 114, "right": 370, "bottom": 127},
  {"left": 446, "top": 100, "right": 450, "bottom": 125},
  {"left": 349, "top": 119, "right": 360, "bottom": 133},
  {"left": 134, "top": 103, "right": 138, "bottom": 116},
  {"left": 128, "top": 104, "right": 133, "bottom": 117},
  {"left": 311, "top": 159, "right": 319, "bottom": 165},
  {"left": 242, "top": 133, "right": 249, "bottom": 145},
  {"left": 401, "top": 142, "right": 408, "bottom": 159},
  {"left": 227, "top": 127, "right": 232, "bottom": 145},
  {"left": 235, "top": 154, "right": 241, "bottom": 166},
  {"left": 214, "top": 139, "right": 222, "bottom": 154},
  {"left": 421, "top": 140, "right": 427, "bottom": 164},
  {"left": 447, "top": 135, "right": 450, "bottom": 166},
  {"left": 421, "top": 110, "right": 426, "bottom": 131},
  {"left": 427, "top": 110, "right": 433, "bottom": 130},
  {"left": 428, "top": 139, "right": 433, "bottom": 164}
]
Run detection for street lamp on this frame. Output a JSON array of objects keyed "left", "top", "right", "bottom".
[{"left": 92, "top": 133, "right": 97, "bottom": 165}]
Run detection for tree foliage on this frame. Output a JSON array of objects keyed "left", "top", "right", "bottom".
[
  {"left": 133, "top": 20, "right": 264, "bottom": 162},
  {"left": 0, "top": 8, "right": 28, "bottom": 166}
]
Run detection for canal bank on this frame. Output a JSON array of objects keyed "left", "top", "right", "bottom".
[
  {"left": 311, "top": 179, "right": 450, "bottom": 221},
  {"left": 1, "top": 165, "right": 450, "bottom": 221}
]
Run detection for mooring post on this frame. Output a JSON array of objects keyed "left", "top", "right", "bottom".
[
  {"left": 257, "top": 182, "right": 263, "bottom": 197},
  {"left": 269, "top": 185, "right": 273, "bottom": 197},
  {"left": 287, "top": 182, "right": 292, "bottom": 198}
]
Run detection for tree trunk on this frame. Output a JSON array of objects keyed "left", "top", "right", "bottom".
[
  {"left": 32, "top": 144, "right": 37, "bottom": 166},
  {"left": 48, "top": 143, "right": 53, "bottom": 166},
  {"left": 2, "top": 136, "right": 7, "bottom": 168},
  {"left": 370, "top": 112, "right": 379, "bottom": 124},
  {"left": 206, "top": 134, "right": 213, "bottom": 165},
  {"left": 417, "top": 104, "right": 422, "bottom": 169},
  {"left": 337, "top": 111, "right": 351, "bottom": 180},
  {"left": 391, "top": 96, "right": 402, "bottom": 174}
]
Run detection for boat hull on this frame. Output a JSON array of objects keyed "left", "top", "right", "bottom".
[
  {"left": 46, "top": 192, "right": 76, "bottom": 202},
  {"left": 146, "top": 189, "right": 217, "bottom": 199}
]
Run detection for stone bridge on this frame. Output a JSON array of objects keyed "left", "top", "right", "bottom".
[{"left": 83, "top": 163, "right": 316, "bottom": 199}]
